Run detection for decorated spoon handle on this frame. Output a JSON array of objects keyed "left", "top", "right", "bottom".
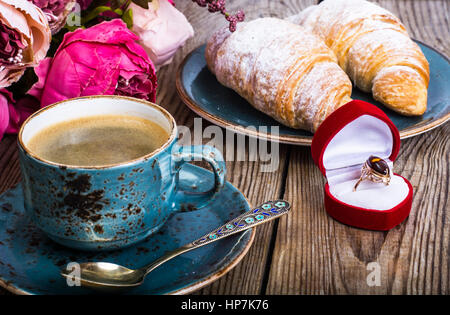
[
  {"left": 190, "top": 200, "right": 291, "bottom": 247},
  {"left": 141, "top": 200, "right": 290, "bottom": 276}
]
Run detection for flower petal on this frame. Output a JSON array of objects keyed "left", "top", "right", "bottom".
[
  {"left": 0, "top": 89, "right": 11, "bottom": 140},
  {"left": 130, "top": 0, "right": 194, "bottom": 68},
  {"left": 27, "top": 19, "right": 157, "bottom": 105},
  {"left": 27, "top": 57, "right": 52, "bottom": 101},
  {"left": 5, "top": 94, "right": 39, "bottom": 133}
]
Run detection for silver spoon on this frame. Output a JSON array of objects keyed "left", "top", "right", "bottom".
[{"left": 61, "top": 200, "right": 290, "bottom": 291}]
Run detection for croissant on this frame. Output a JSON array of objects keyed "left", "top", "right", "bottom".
[
  {"left": 205, "top": 17, "right": 352, "bottom": 132},
  {"left": 289, "top": 0, "right": 430, "bottom": 116}
]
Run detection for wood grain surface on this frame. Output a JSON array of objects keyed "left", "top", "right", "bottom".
[{"left": 0, "top": 0, "right": 448, "bottom": 295}]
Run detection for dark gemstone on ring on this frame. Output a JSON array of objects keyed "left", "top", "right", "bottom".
[{"left": 367, "top": 156, "right": 389, "bottom": 175}]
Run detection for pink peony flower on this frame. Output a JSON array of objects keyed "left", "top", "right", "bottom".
[
  {"left": 0, "top": 0, "right": 51, "bottom": 88},
  {"left": 0, "top": 89, "right": 39, "bottom": 140},
  {"left": 6, "top": 95, "right": 40, "bottom": 133},
  {"left": 30, "top": 0, "right": 77, "bottom": 34},
  {"left": 28, "top": 19, "right": 157, "bottom": 107},
  {"left": 0, "top": 89, "right": 14, "bottom": 140},
  {"left": 130, "top": 0, "right": 194, "bottom": 70}
]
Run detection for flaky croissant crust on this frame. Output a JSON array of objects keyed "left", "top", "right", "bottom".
[
  {"left": 206, "top": 18, "right": 352, "bottom": 132},
  {"left": 290, "top": 0, "right": 430, "bottom": 116}
]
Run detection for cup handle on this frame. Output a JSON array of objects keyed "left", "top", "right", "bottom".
[{"left": 170, "top": 145, "right": 226, "bottom": 212}]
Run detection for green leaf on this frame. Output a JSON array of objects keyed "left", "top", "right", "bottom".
[
  {"left": 64, "top": 24, "right": 84, "bottom": 32},
  {"left": 131, "top": 0, "right": 152, "bottom": 9},
  {"left": 122, "top": 8, "right": 133, "bottom": 29},
  {"left": 114, "top": 8, "right": 124, "bottom": 16}
]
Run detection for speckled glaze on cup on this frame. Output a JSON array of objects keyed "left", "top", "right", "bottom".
[{"left": 17, "top": 96, "right": 226, "bottom": 251}]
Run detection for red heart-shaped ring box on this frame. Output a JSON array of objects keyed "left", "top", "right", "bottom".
[{"left": 311, "top": 100, "right": 413, "bottom": 230}]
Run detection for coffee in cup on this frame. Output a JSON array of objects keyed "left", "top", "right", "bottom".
[{"left": 27, "top": 114, "right": 170, "bottom": 167}]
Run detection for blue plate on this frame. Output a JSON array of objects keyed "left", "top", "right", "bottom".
[
  {"left": 0, "top": 164, "right": 254, "bottom": 295},
  {"left": 176, "top": 41, "right": 450, "bottom": 145}
]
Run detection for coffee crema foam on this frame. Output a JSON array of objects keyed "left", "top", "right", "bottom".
[{"left": 27, "top": 115, "right": 170, "bottom": 167}]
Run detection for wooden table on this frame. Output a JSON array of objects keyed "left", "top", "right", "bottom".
[{"left": 0, "top": 0, "right": 448, "bottom": 295}]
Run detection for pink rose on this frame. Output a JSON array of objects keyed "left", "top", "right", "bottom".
[
  {"left": 30, "top": 0, "right": 77, "bottom": 34},
  {"left": 0, "top": 0, "right": 51, "bottom": 88},
  {"left": 130, "top": 0, "right": 194, "bottom": 70},
  {"left": 28, "top": 19, "right": 157, "bottom": 107}
]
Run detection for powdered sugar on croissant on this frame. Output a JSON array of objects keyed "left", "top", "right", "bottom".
[
  {"left": 289, "top": 0, "right": 429, "bottom": 116},
  {"left": 206, "top": 18, "right": 352, "bottom": 132}
]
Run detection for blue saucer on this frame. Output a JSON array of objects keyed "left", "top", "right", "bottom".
[
  {"left": 176, "top": 41, "right": 450, "bottom": 145},
  {"left": 0, "top": 164, "right": 254, "bottom": 295}
]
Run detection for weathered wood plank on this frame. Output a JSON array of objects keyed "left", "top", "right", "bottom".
[
  {"left": 267, "top": 123, "right": 449, "bottom": 294},
  {"left": 172, "top": 0, "right": 308, "bottom": 295},
  {"left": 266, "top": 0, "right": 450, "bottom": 294},
  {"left": 0, "top": 0, "right": 296, "bottom": 295},
  {"left": 1, "top": 0, "right": 448, "bottom": 295},
  {"left": 0, "top": 135, "right": 21, "bottom": 194}
]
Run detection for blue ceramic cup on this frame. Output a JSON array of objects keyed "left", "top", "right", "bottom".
[{"left": 18, "top": 96, "right": 226, "bottom": 251}]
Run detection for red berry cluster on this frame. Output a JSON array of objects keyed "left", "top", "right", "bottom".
[{"left": 192, "top": 0, "right": 245, "bottom": 32}]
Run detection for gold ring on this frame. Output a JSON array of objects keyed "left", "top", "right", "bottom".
[{"left": 353, "top": 156, "right": 391, "bottom": 192}]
